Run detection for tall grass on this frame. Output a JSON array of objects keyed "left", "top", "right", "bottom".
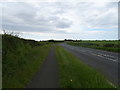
[
  {"left": 55, "top": 46, "right": 115, "bottom": 88},
  {"left": 2, "top": 34, "right": 50, "bottom": 88}
]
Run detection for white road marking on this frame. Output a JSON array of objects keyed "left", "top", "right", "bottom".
[
  {"left": 106, "top": 80, "right": 117, "bottom": 88},
  {"left": 64, "top": 44, "right": 119, "bottom": 62},
  {"left": 78, "top": 50, "right": 118, "bottom": 62}
]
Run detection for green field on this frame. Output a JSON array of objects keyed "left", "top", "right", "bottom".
[
  {"left": 2, "top": 34, "right": 118, "bottom": 88},
  {"left": 2, "top": 34, "right": 50, "bottom": 88},
  {"left": 67, "top": 40, "right": 120, "bottom": 53},
  {"left": 55, "top": 45, "right": 115, "bottom": 88}
]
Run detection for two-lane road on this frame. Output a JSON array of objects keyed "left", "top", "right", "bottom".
[{"left": 60, "top": 43, "right": 119, "bottom": 85}]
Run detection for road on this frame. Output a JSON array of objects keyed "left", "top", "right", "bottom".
[
  {"left": 26, "top": 46, "right": 58, "bottom": 88},
  {"left": 60, "top": 43, "right": 119, "bottom": 85}
]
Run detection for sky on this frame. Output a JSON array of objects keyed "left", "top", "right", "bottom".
[{"left": 0, "top": 0, "right": 119, "bottom": 41}]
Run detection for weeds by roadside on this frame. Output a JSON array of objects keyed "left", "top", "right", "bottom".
[{"left": 2, "top": 34, "right": 50, "bottom": 88}]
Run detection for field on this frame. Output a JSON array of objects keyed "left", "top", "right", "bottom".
[
  {"left": 2, "top": 34, "right": 50, "bottom": 88},
  {"left": 55, "top": 46, "right": 115, "bottom": 88},
  {"left": 67, "top": 40, "right": 120, "bottom": 53},
  {"left": 2, "top": 34, "right": 118, "bottom": 88}
]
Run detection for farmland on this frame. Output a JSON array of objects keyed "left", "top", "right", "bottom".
[{"left": 67, "top": 40, "right": 120, "bottom": 53}]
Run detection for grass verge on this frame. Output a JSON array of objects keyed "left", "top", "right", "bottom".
[
  {"left": 55, "top": 46, "right": 115, "bottom": 88},
  {"left": 2, "top": 34, "right": 51, "bottom": 88}
]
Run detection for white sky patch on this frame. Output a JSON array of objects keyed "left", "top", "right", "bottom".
[{"left": 0, "top": 1, "right": 118, "bottom": 40}]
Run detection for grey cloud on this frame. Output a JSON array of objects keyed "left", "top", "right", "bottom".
[
  {"left": 2, "top": 23, "right": 67, "bottom": 33},
  {"left": 1, "top": 1, "right": 117, "bottom": 40},
  {"left": 3, "top": 2, "right": 37, "bottom": 24},
  {"left": 36, "top": 16, "right": 72, "bottom": 29},
  {"left": 2, "top": 24, "right": 53, "bottom": 32},
  {"left": 51, "top": 2, "right": 72, "bottom": 14},
  {"left": 106, "top": 2, "right": 118, "bottom": 8},
  {"left": 76, "top": 2, "right": 117, "bottom": 29},
  {"left": 2, "top": 2, "right": 73, "bottom": 32},
  {"left": 3, "top": 2, "right": 37, "bottom": 15},
  {"left": 15, "top": 12, "right": 35, "bottom": 21},
  {"left": 56, "top": 20, "right": 72, "bottom": 28}
]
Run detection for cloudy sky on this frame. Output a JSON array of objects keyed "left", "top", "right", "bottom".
[{"left": 0, "top": 0, "right": 119, "bottom": 40}]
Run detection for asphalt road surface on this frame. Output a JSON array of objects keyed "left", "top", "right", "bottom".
[
  {"left": 60, "top": 43, "right": 119, "bottom": 85},
  {"left": 26, "top": 46, "right": 58, "bottom": 88}
]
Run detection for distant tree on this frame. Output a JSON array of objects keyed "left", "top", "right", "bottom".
[
  {"left": 79, "top": 40, "right": 82, "bottom": 42},
  {"left": 64, "top": 39, "right": 67, "bottom": 41},
  {"left": 48, "top": 39, "right": 55, "bottom": 42}
]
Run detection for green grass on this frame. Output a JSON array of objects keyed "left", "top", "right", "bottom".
[
  {"left": 67, "top": 40, "right": 120, "bottom": 53},
  {"left": 55, "top": 46, "right": 115, "bottom": 88},
  {"left": 2, "top": 34, "right": 51, "bottom": 88}
]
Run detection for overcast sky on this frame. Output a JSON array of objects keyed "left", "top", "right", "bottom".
[{"left": 0, "top": 0, "right": 118, "bottom": 40}]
